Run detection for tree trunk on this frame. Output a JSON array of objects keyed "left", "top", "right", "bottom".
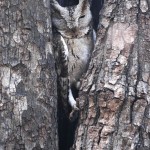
[
  {"left": 0, "top": 0, "right": 58, "bottom": 149},
  {"left": 73, "top": 0, "right": 150, "bottom": 149},
  {"left": 1, "top": 0, "right": 150, "bottom": 150}
]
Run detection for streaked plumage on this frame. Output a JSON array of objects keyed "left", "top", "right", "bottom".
[{"left": 51, "top": 0, "right": 94, "bottom": 120}]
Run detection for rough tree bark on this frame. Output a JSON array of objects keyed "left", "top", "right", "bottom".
[
  {"left": 1, "top": 0, "right": 150, "bottom": 150},
  {"left": 73, "top": 0, "right": 150, "bottom": 150},
  {"left": 0, "top": 0, "right": 58, "bottom": 149}
]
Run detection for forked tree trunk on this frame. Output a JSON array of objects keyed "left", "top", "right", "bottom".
[
  {"left": 1, "top": 0, "right": 150, "bottom": 150},
  {"left": 73, "top": 0, "right": 150, "bottom": 149},
  {"left": 0, "top": 0, "right": 58, "bottom": 149}
]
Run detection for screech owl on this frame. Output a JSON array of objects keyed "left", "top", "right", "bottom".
[{"left": 51, "top": 0, "right": 94, "bottom": 121}]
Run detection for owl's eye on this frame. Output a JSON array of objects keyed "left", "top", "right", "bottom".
[{"left": 79, "top": 15, "right": 85, "bottom": 19}]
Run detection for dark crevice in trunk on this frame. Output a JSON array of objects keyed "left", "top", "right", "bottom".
[
  {"left": 57, "top": 88, "right": 79, "bottom": 150},
  {"left": 57, "top": 0, "right": 79, "bottom": 7},
  {"left": 55, "top": 0, "right": 104, "bottom": 150},
  {"left": 91, "top": 0, "right": 104, "bottom": 31}
]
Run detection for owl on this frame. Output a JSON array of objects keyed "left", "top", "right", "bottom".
[{"left": 51, "top": 0, "right": 94, "bottom": 121}]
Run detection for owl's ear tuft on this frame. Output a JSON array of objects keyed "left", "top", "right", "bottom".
[
  {"left": 76, "top": 0, "right": 89, "bottom": 13},
  {"left": 51, "top": 0, "right": 58, "bottom": 5},
  {"left": 79, "top": 0, "right": 89, "bottom": 6},
  {"left": 51, "top": 0, "right": 66, "bottom": 12}
]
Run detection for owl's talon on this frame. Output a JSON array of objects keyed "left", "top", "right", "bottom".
[{"left": 69, "top": 106, "right": 79, "bottom": 122}]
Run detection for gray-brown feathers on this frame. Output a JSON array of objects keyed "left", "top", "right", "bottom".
[
  {"left": 51, "top": 0, "right": 92, "bottom": 38},
  {"left": 51, "top": 0, "right": 94, "bottom": 120}
]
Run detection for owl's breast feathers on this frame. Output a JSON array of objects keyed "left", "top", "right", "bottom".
[{"left": 62, "top": 29, "right": 94, "bottom": 85}]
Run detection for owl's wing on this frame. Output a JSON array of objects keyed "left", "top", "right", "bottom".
[{"left": 53, "top": 31, "right": 69, "bottom": 116}]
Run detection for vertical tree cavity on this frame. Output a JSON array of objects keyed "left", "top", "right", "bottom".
[{"left": 55, "top": 0, "right": 103, "bottom": 150}]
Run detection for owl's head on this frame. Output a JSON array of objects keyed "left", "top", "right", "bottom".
[{"left": 51, "top": 0, "right": 92, "bottom": 38}]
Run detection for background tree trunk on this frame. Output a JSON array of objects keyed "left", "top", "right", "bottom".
[
  {"left": 73, "top": 0, "right": 150, "bottom": 149},
  {"left": 0, "top": 0, "right": 58, "bottom": 149}
]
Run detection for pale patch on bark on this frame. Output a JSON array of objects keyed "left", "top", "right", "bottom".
[
  {"left": 103, "top": 23, "right": 138, "bottom": 99},
  {"left": 13, "top": 29, "right": 22, "bottom": 43},
  {"left": 140, "top": 0, "right": 148, "bottom": 13},
  {"left": 10, "top": 74, "right": 22, "bottom": 94},
  {"left": 43, "top": 0, "right": 50, "bottom": 8},
  {"left": 114, "top": 84, "right": 125, "bottom": 98},
  {"left": 142, "top": 72, "right": 149, "bottom": 82},
  {"left": 13, "top": 97, "right": 28, "bottom": 124},
  {"left": 111, "top": 23, "right": 137, "bottom": 51},
  {"left": 101, "top": 18, "right": 110, "bottom": 28},
  {"left": 126, "top": 1, "right": 133, "bottom": 10},
  {"left": 137, "top": 81, "right": 148, "bottom": 96},
  {"left": 27, "top": 43, "right": 41, "bottom": 72},
  {"left": 129, "top": 87, "right": 135, "bottom": 96},
  {"left": 117, "top": 55, "right": 127, "bottom": 65},
  {"left": 46, "top": 18, "right": 51, "bottom": 32},
  {"left": 132, "top": 99, "right": 147, "bottom": 126},
  {"left": 83, "top": 73, "right": 94, "bottom": 92},
  {"left": 146, "top": 87, "right": 150, "bottom": 104},
  {"left": 103, "top": 4, "right": 116, "bottom": 17},
  {"left": 45, "top": 42, "right": 53, "bottom": 56},
  {"left": 1, "top": 67, "right": 11, "bottom": 90},
  {"left": 37, "top": 21, "right": 44, "bottom": 34}
]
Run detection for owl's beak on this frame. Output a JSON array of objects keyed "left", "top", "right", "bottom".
[{"left": 71, "top": 27, "right": 77, "bottom": 33}]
